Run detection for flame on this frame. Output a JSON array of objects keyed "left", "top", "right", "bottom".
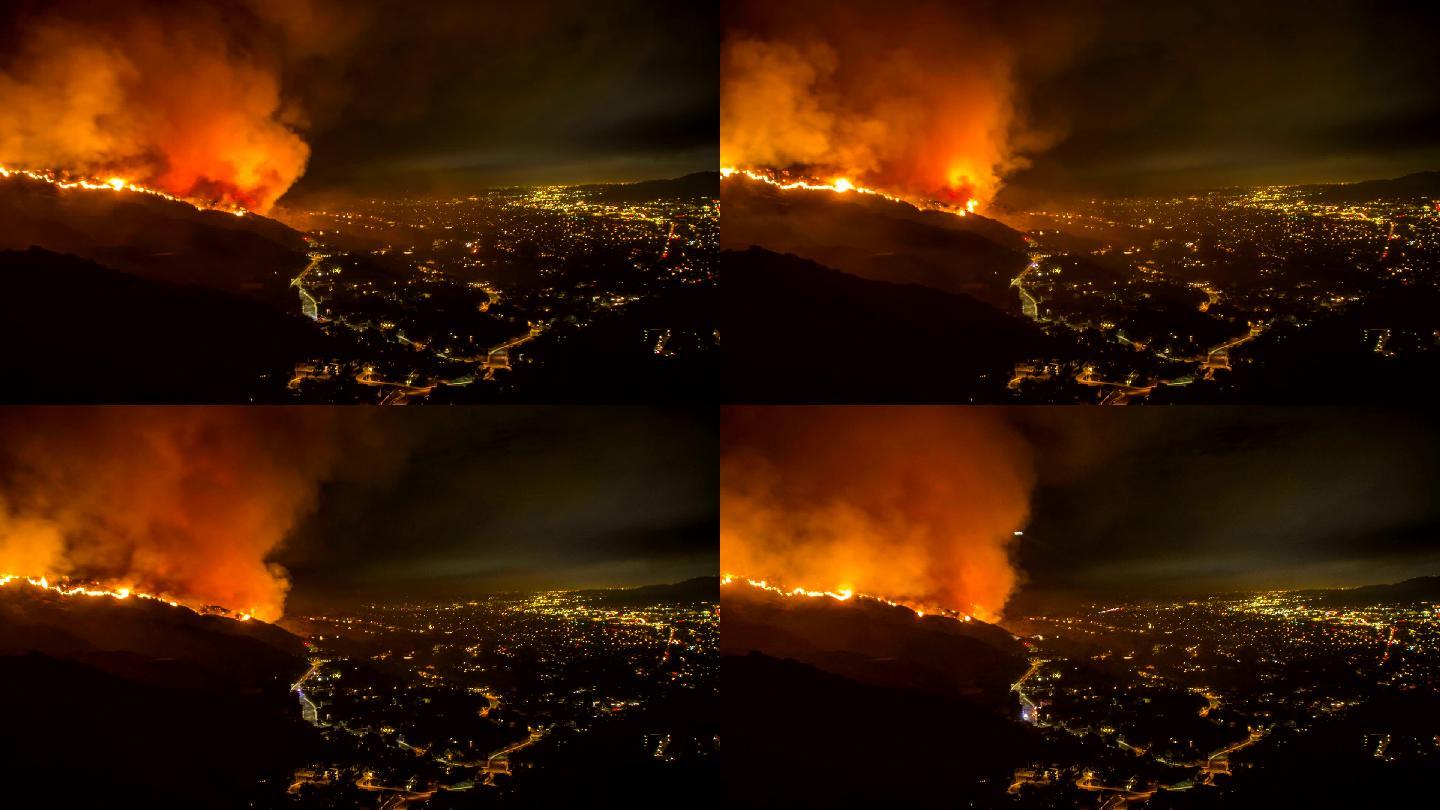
[
  {"left": 0, "top": 409, "right": 352, "bottom": 624},
  {"left": 722, "top": 408, "right": 1034, "bottom": 625},
  {"left": 0, "top": 1, "right": 330, "bottom": 213},
  {"left": 722, "top": 165, "right": 973, "bottom": 216},
  {"left": 0, "top": 572, "right": 256, "bottom": 621},
  {"left": 1, "top": 572, "right": 172, "bottom": 605},
  {"left": 1, "top": 163, "right": 248, "bottom": 216},
  {"left": 721, "top": 2, "right": 1064, "bottom": 211},
  {"left": 722, "top": 573, "right": 976, "bottom": 622}
]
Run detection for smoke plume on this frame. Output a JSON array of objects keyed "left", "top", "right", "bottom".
[
  {"left": 722, "top": 407, "right": 1035, "bottom": 622},
  {"left": 0, "top": 408, "right": 345, "bottom": 621},
  {"left": 0, "top": 0, "right": 348, "bottom": 212},
  {"left": 721, "top": 0, "right": 1064, "bottom": 205}
]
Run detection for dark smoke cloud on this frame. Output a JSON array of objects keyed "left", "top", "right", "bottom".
[
  {"left": 0, "top": 408, "right": 716, "bottom": 618},
  {"left": 0, "top": 408, "right": 357, "bottom": 620},
  {"left": 723, "top": 407, "right": 1440, "bottom": 615},
  {"left": 722, "top": 0, "right": 1074, "bottom": 204},
  {"left": 0, "top": 0, "right": 363, "bottom": 211},
  {"left": 722, "top": 407, "right": 1034, "bottom": 620}
]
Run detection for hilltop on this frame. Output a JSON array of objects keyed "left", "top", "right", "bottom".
[{"left": 0, "top": 580, "right": 316, "bottom": 807}]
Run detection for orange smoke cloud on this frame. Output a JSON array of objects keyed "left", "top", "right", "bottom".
[
  {"left": 722, "top": 1, "right": 1063, "bottom": 206},
  {"left": 722, "top": 407, "right": 1034, "bottom": 621},
  {"left": 0, "top": 409, "right": 342, "bottom": 621},
  {"left": 0, "top": 1, "right": 339, "bottom": 212}
]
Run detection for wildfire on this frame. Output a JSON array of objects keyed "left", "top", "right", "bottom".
[
  {"left": 0, "top": 164, "right": 249, "bottom": 217},
  {"left": 721, "top": 573, "right": 976, "bottom": 622},
  {"left": 722, "top": 166, "right": 976, "bottom": 216},
  {"left": 0, "top": 573, "right": 255, "bottom": 621}
]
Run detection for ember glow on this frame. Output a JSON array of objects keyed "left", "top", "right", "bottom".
[
  {"left": 722, "top": 1, "right": 1060, "bottom": 208},
  {"left": 721, "top": 573, "right": 973, "bottom": 622},
  {"left": 720, "top": 165, "right": 977, "bottom": 215},
  {"left": 0, "top": 573, "right": 255, "bottom": 620},
  {"left": 0, "top": 163, "right": 248, "bottom": 216},
  {"left": 722, "top": 408, "right": 1035, "bottom": 624},
  {"left": 0, "top": 1, "right": 325, "bottom": 213},
  {"left": 0, "top": 409, "right": 343, "bottom": 623}
]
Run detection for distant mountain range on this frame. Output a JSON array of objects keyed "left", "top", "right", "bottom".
[
  {"left": 1008, "top": 574, "right": 1440, "bottom": 616},
  {"left": 1308, "top": 170, "right": 1440, "bottom": 203},
  {"left": 586, "top": 171, "right": 718, "bottom": 202},
  {"left": 1305, "top": 575, "right": 1440, "bottom": 606},
  {"left": 579, "top": 576, "right": 719, "bottom": 606}
]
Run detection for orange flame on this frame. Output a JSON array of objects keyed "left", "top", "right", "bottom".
[
  {"left": 0, "top": 2, "right": 321, "bottom": 213},
  {"left": 0, "top": 573, "right": 255, "bottom": 621},
  {"left": 722, "top": 408, "right": 1034, "bottom": 624},
  {"left": 0, "top": 409, "right": 348, "bottom": 623},
  {"left": 721, "top": 2, "right": 1062, "bottom": 211},
  {"left": 721, "top": 165, "right": 976, "bottom": 216},
  {"left": 721, "top": 573, "right": 975, "bottom": 622},
  {"left": 1, "top": 163, "right": 249, "bottom": 216}
]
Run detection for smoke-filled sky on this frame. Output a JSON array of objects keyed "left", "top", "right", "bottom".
[
  {"left": 723, "top": 0, "right": 1440, "bottom": 203},
  {"left": 0, "top": 408, "right": 715, "bottom": 619},
  {"left": 0, "top": 0, "right": 716, "bottom": 210},
  {"left": 723, "top": 407, "right": 1440, "bottom": 615},
  {"left": 723, "top": 407, "right": 1032, "bottom": 621}
]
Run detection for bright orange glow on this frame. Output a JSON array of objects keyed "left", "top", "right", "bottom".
[
  {"left": 722, "top": 573, "right": 975, "bottom": 622},
  {"left": 1, "top": 163, "right": 249, "bottom": 216},
  {"left": 0, "top": 410, "right": 346, "bottom": 623},
  {"left": 0, "top": 6, "right": 314, "bottom": 213},
  {"left": 0, "top": 574, "right": 259, "bottom": 621},
  {"left": 4, "top": 573, "right": 171, "bottom": 609},
  {"left": 722, "top": 408, "right": 1033, "bottom": 623},
  {"left": 721, "top": 165, "right": 972, "bottom": 216},
  {"left": 721, "top": 3, "right": 1058, "bottom": 212}
]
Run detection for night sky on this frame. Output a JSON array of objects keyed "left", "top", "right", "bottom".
[
  {"left": 280, "top": 407, "right": 717, "bottom": 610},
  {"left": 1012, "top": 408, "right": 1440, "bottom": 597},
  {"left": 721, "top": 407, "right": 1440, "bottom": 611},
  {"left": 1005, "top": 0, "right": 1440, "bottom": 197},
  {"left": 0, "top": 0, "right": 716, "bottom": 201},
  {"left": 723, "top": 0, "right": 1440, "bottom": 202},
  {"left": 285, "top": 0, "right": 718, "bottom": 198},
  {"left": 0, "top": 407, "right": 716, "bottom": 617}
]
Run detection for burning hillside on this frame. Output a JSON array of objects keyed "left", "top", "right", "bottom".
[
  {"left": 0, "top": 164, "right": 248, "bottom": 216},
  {"left": 0, "top": 573, "right": 254, "bottom": 621},
  {"left": 0, "top": 572, "right": 312, "bottom": 807},
  {"left": 721, "top": 166, "right": 976, "bottom": 216},
  {"left": 0, "top": 409, "right": 345, "bottom": 622},
  {"left": 721, "top": 407, "right": 1035, "bottom": 623},
  {"left": 0, "top": 0, "right": 353, "bottom": 213},
  {"left": 721, "top": 574, "right": 974, "bottom": 622},
  {"left": 721, "top": 0, "right": 1066, "bottom": 211}
]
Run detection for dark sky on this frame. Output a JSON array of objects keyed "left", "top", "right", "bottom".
[
  {"left": 1006, "top": 0, "right": 1440, "bottom": 197},
  {"left": 720, "top": 407, "right": 1440, "bottom": 609},
  {"left": 286, "top": 0, "right": 717, "bottom": 199},
  {"left": 724, "top": 0, "right": 1440, "bottom": 201},
  {"left": 281, "top": 407, "right": 717, "bottom": 610},
  {"left": 0, "top": 407, "right": 714, "bottom": 618},
  {"left": 1011, "top": 408, "right": 1440, "bottom": 597}
]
